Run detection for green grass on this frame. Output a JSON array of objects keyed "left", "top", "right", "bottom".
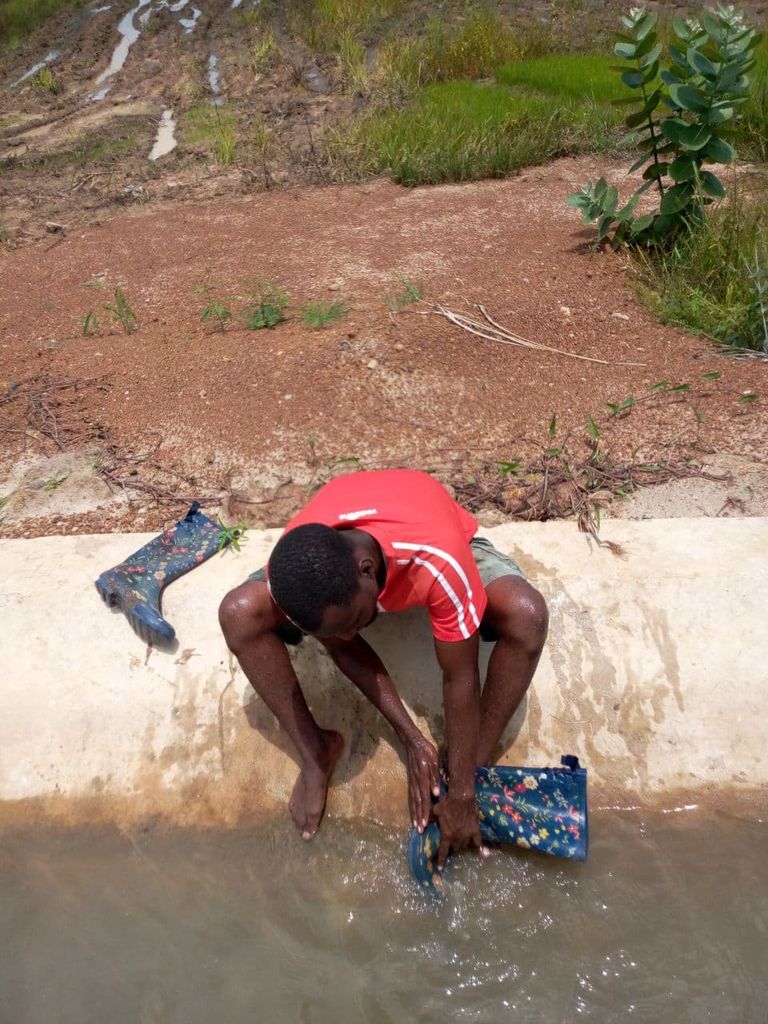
[
  {"left": 181, "top": 104, "right": 238, "bottom": 165},
  {"left": 32, "top": 65, "right": 60, "bottom": 93},
  {"left": 300, "top": 299, "right": 347, "bottom": 328},
  {"left": 287, "top": 0, "right": 404, "bottom": 54},
  {"left": 1, "top": 134, "right": 139, "bottom": 172},
  {"left": 496, "top": 54, "right": 630, "bottom": 105},
  {"left": 634, "top": 185, "right": 768, "bottom": 352},
  {"left": 329, "top": 79, "right": 622, "bottom": 186},
  {"left": 0, "top": 0, "right": 86, "bottom": 48},
  {"left": 373, "top": 9, "right": 518, "bottom": 98},
  {"left": 737, "top": 49, "right": 768, "bottom": 163}
]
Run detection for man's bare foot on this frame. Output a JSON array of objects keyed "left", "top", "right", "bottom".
[{"left": 289, "top": 729, "right": 344, "bottom": 840}]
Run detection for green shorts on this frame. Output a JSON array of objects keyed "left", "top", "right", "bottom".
[{"left": 248, "top": 535, "right": 525, "bottom": 645}]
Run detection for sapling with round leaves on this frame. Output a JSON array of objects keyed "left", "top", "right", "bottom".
[{"left": 567, "top": 4, "right": 761, "bottom": 248}]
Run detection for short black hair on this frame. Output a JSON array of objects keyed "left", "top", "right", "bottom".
[{"left": 268, "top": 523, "right": 359, "bottom": 633}]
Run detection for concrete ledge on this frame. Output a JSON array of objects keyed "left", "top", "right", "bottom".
[{"left": 1, "top": 519, "right": 767, "bottom": 830}]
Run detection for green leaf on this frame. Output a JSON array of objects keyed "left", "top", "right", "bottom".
[
  {"left": 738, "top": 392, "right": 758, "bottom": 404},
  {"left": 548, "top": 413, "right": 557, "bottom": 439},
  {"left": 668, "top": 83, "right": 710, "bottom": 113},
  {"left": 614, "top": 42, "right": 637, "bottom": 60},
  {"left": 635, "top": 12, "right": 658, "bottom": 40},
  {"left": 587, "top": 416, "right": 601, "bottom": 440},
  {"left": 669, "top": 382, "right": 691, "bottom": 393},
  {"left": 621, "top": 70, "right": 646, "bottom": 88},
  {"left": 701, "top": 371, "right": 722, "bottom": 380},
  {"left": 643, "top": 161, "right": 670, "bottom": 180},
  {"left": 639, "top": 43, "right": 663, "bottom": 69},
  {"left": 660, "top": 182, "right": 694, "bottom": 215},
  {"left": 663, "top": 117, "right": 712, "bottom": 149},
  {"left": 700, "top": 170, "right": 726, "bottom": 198},
  {"left": 495, "top": 460, "right": 521, "bottom": 476},
  {"left": 626, "top": 108, "right": 650, "bottom": 129},
  {"left": 687, "top": 48, "right": 719, "bottom": 80},
  {"left": 706, "top": 104, "right": 735, "bottom": 124},
  {"left": 630, "top": 213, "right": 654, "bottom": 234},
  {"left": 702, "top": 13, "right": 724, "bottom": 44},
  {"left": 672, "top": 17, "right": 691, "bottom": 41},
  {"left": 669, "top": 156, "right": 697, "bottom": 181},
  {"left": 704, "top": 137, "right": 735, "bottom": 163},
  {"left": 650, "top": 379, "right": 670, "bottom": 392},
  {"left": 597, "top": 213, "right": 614, "bottom": 240}
]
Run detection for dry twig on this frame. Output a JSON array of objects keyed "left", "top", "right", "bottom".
[{"left": 435, "top": 304, "right": 645, "bottom": 367}]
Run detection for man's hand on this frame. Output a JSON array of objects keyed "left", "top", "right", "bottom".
[
  {"left": 404, "top": 733, "right": 440, "bottom": 832},
  {"left": 433, "top": 794, "right": 483, "bottom": 869}
]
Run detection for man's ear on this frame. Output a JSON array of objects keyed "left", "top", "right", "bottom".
[{"left": 358, "top": 556, "right": 376, "bottom": 579}]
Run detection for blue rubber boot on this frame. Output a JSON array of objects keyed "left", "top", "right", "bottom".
[
  {"left": 408, "top": 755, "right": 588, "bottom": 898},
  {"left": 95, "top": 502, "right": 222, "bottom": 644}
]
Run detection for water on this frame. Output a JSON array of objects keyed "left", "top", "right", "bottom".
[
  {"left": 1, "top": 809, "right": 766, "bottom": 1023},
  {"left": 149, "top": 108, "right": 177, "bottom": 159},
  {"left": 208, "top": 53, "right": 223, "bottom": 105},
  {"left": 9, "top": 50, "right": 60, "bottom": 89},
  {"left": 88, "top": 0, "right": 152, "bottom": 100},
  {"left": 178, "top": 5, "right": 202, "bottom": 34}
]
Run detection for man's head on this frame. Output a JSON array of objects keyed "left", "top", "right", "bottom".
[{"left": 268, "top": 523, "right": 381, "bottom": 639}]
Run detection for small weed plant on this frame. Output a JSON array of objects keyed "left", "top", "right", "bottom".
[
  {"left": 300, "top": 300, "right": 347, "bottom": 328},
  {"left": 104, "top": 287, "right": 137, "bottom": 335},
  {"left": 32, "top": 66, "right": 60, "bottom": 93},
  {"left": 217, "top": 519, "right": 249, "bottom": 553},
  {"left": 387, "top": 277, "right": 424, "bottom": 310},
  {"left": 43, "top": 472, "right": 69, "bottom": 491},
  {"left": 567, "top": 4, "right": 761, "bottom": 248},
  {"left": 201, "top": 301, "right": 233, "bottom": 332},
  {"left": 241, "top": 280, "right": 287, "bottom": 329},
  {"left": 82, "top": 311, "right": 100, "bottom": 336}
]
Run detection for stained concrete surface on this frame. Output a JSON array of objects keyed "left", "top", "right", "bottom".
[{"left": 1, "top": 518, "right": 767, "bottom": 830}]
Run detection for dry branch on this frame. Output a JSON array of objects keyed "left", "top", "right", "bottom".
[{"left": 435, "top": 304, "right": 645, "bottom": 367}]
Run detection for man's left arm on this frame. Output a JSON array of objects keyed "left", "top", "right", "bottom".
[{"left": 433, "top": 634, "right": 484, "bottom": 868}]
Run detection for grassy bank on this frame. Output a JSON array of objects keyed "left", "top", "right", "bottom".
[
  {"left": 329, "top": 54, "right": 626, "bottom": 186},
  {"left": 634, "top": 185, "right": 768, "bottom": 353},
  {"left": 0, "top": 0, "right": 85, "bottom": 48}
]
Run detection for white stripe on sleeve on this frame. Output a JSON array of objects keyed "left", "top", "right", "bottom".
[
  {"left": 411, "top": 556, "right": 471, "bottom": 640},
  {"left": 392, "top": 541, "right": 481, "bottom": 629}
]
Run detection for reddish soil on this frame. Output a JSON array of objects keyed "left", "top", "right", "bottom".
[{"left": 1, "top": 154, "right": 766, "bottom": 538}]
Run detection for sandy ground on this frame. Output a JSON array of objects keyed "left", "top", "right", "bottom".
[{"left": 1, "top": 154, "right": 766, "bottom": 539}]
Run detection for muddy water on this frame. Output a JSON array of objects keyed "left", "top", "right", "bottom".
[
  {"left": 1, "top": 810, "right": 766, "bottom": 1023},
  {"left": 149, "top": 108, "right": 177, "bottom": 159}
]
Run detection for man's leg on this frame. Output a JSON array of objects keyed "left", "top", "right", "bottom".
[
  {"left": 476, "top": 575, "right": 548, "bottom": 765},
  {"left": 219, "top": 580, "right": 344, "bottom": 839}
]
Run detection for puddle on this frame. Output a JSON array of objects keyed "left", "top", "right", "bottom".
[
  {"left": 149, "top": 108, "right": 177, "bottom": 159},
  {"left": 1, "top": 811, "right": 766, "bottom": 1022},
  {"left": 178, "top": 6, "right": 202, "bottom": 33},
  {"left": 305, "top": 69, "right": 329, "bottom": 93},
  {"left": 208, "top": 54, "right": 223, "bottom": 105},
  {"left": 9, "top": 50, "right": 60, "bottom": 89},
  {"left": 89, "top": 0, "right": 152, "bottom": 99}
]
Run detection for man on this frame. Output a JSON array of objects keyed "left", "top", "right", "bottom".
[{"left": 219, "top": 469, "right": 548, "bottom": 867}]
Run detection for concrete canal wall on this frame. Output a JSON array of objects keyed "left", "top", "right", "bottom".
[{"left": 1, "top": 518, "right": 766, "bottom": 830}]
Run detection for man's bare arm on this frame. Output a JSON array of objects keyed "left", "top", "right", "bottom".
[
  {"left": 433, "top": 633, "right": 483, "bottom": 866},
  {"left": 322, "top": 634, "right": 439, "bottom": 831}
]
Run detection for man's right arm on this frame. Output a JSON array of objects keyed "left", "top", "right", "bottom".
[{"left": 322, "top": 634, "right": 440, "bottom": 831}]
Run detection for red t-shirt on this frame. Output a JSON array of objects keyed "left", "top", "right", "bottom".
[{"left": 280, "top": 469, "right": 486, "bottom": 642}]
